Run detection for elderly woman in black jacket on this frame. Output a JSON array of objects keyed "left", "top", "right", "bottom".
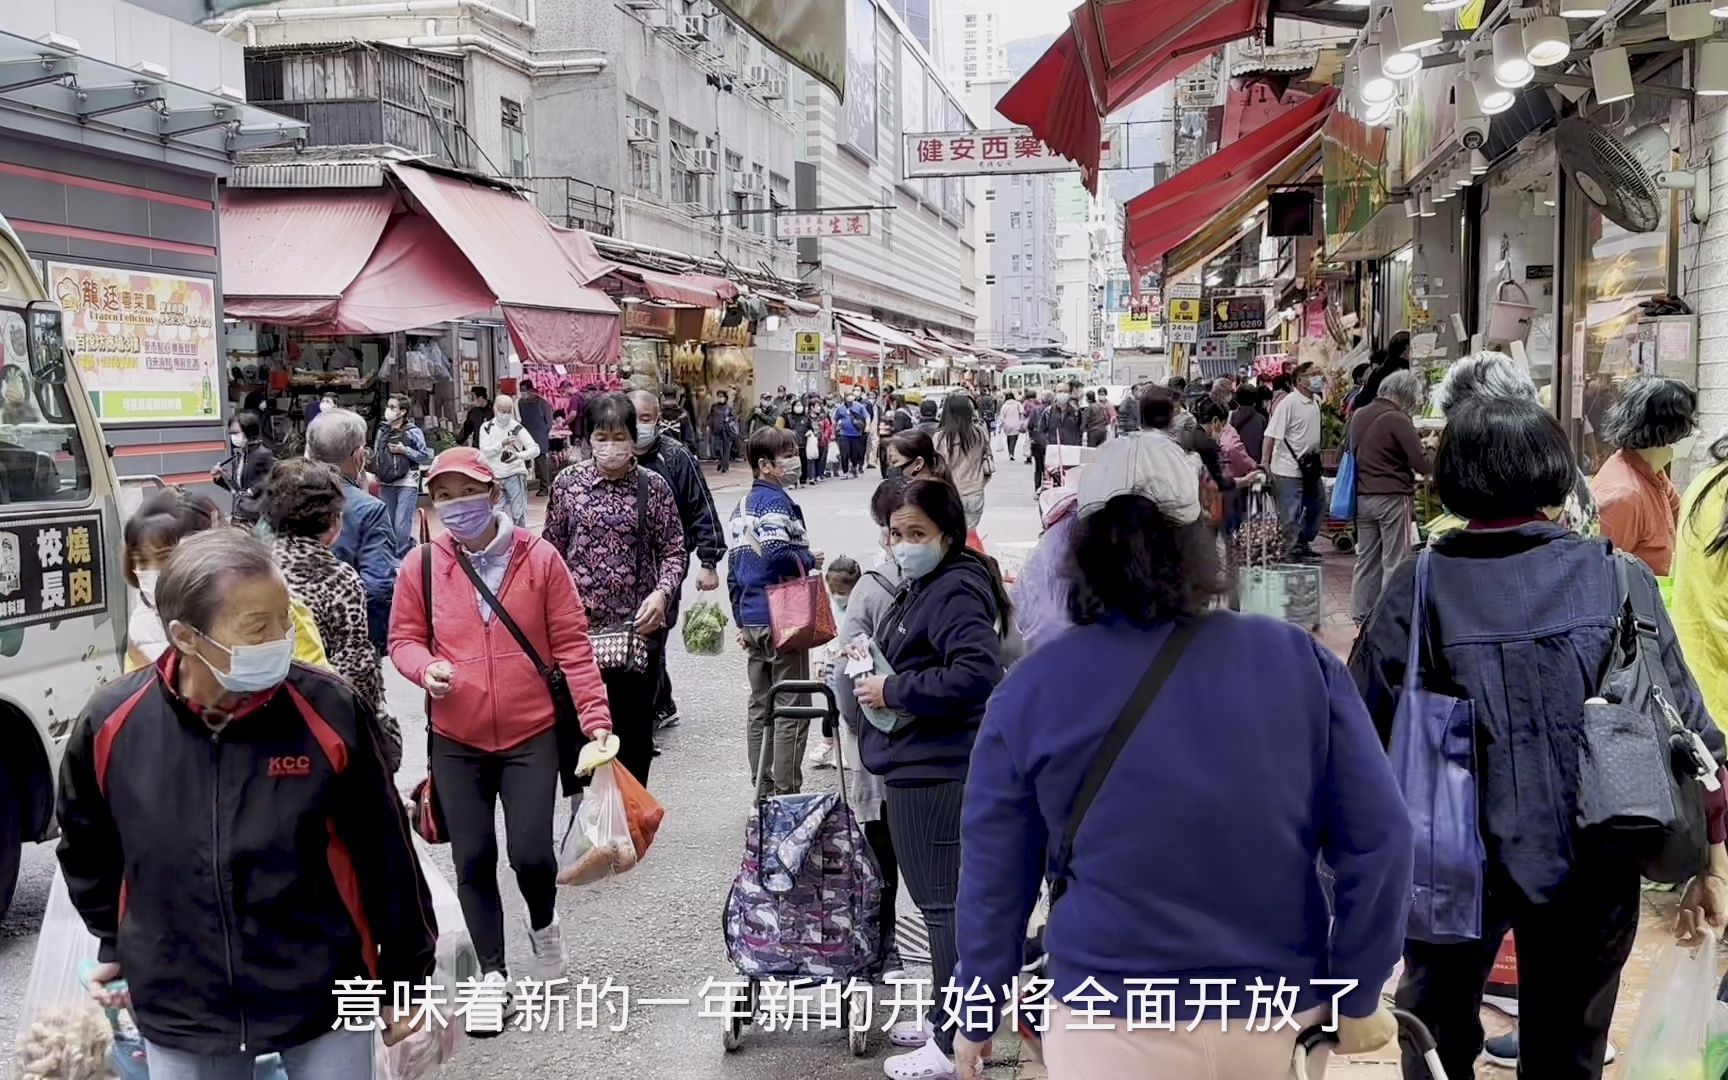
[{"left": 854, "top": 477, "right": 1010, "bottom": 1080}]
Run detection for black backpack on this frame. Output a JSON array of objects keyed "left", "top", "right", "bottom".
[{"left": 373, "top": 428, "right": 414, "bottom": 484}]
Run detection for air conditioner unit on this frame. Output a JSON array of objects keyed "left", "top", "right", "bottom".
[
  {"left": 627, "top": 116, "right": 659, "bottom": 144},
  {"left": 679, "top": 14, "right": 711, "bottom": 41},
  {"left": 685, "top": 147, "right": 718, "bottom": 173},
  {"left": 761, "top": 74, "right": 786, "bottom": 100},
  {"left": 642, "top": 5, "right": 672, "bottom": 29},
  {"left": 733, "top": 172, "right": 766, "bottom": 196},
  {"left": 744, "top": 63, "right": 771, "bottom": 86}
]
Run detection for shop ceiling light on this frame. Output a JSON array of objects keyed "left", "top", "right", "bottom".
[
  {"left": 1393, "top": 0, "right": 1444, "bottom": 50},
  {"left": 1383, "top": 31, "right": 1423, "bottom": 78},
  {"left": 1360, "top": 45, "right": 1397, "bottom": 104},
  {"left": 1590, "top": 44, "right": 1633, "bottom": 103},
  {"left": 1494, "top": 23, "right": 1535, "bottom": 87},
  {"left": 1418, "top": 188, "right": 1437, "bottom": 216},
  {"left": 1424, "top": 0, "right": 1470, "bottom": 10},
  {"left": 1523, "top": 16, "right": 1572, "bottom": 66},
  {"left": 1405, "top": 195, "right": 1421, "bottom": 217},
  {"left": 1471, "top": 149, "right": 1490, "bottom": 174},
  {"left": 1669, "top": 3, "right": 1717, "bottom": 41},
  {"left": 1336, "top": 0, "right": 1371, "bottom": 6},
  {"left": 1366, "top": 95, "right": 1399, "bottom": 125},
  {"left": 1474, "top": 67, "right": 1516, "bottom": 113},
  {"left": 1453, "top": 162, "right": 1473, "bottom": 188},
  {"left": 1697, "top": 39, "right": 1728, "bottom": 95},
  {"left": 1713, "top": 0, "right": 1728, "bottom": 16},
  {"left": 1561, "top": 0, "right": 1609, "bottom": 16}
]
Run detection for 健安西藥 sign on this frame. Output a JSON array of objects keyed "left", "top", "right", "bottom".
[
  {"left": 902, "top": 125, "right": 1121, "bottom": 179},
  {"left": 45, "top": 262, "right": 220, "bottom": 425}
]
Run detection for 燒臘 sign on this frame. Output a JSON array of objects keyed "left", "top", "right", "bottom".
[
  {"left": 0, "top": 512, "right": 107, "bottom": 631},
  {"left": 46, "top": 262, "right": 220, "bottom": 424},
  {"left": 1209, "top": 295, "right": 1268, "bottom": 334},
  {"left": 779, "top": 213, "right": 873, "bottom": 238}
]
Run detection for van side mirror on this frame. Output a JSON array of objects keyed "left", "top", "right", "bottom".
[{"left": 26, "top": 301, "right": 67, "bottom": 385}]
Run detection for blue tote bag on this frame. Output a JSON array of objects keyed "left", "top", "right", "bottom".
[
  {"left": 1328, "top": 450, "right": 1358, "bottom": 521},
  {"left": 1389, "top": 553, "right": 1484, "bottom": 943}
]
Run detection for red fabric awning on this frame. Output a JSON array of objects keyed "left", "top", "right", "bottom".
[
  {"left": 607, "top": 266, "right": 740, "bottom": 308},
  {"left": 998, "top": 0, "right": 1269, "bottom": 190},
  {"left": 1124, "top": 87, "right": 1336, "bottom": 278},
  {"left": 220, "top": 188, "right": 396, "bottom": 323},
  {"left": 550, "top": 226, "right": 619, "bottom": 285},
  {"left": 313, "top": 212, "right": 497, "bottom": 335}
]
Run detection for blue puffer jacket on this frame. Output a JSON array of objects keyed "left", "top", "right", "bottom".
[{"left": 1350, "top": 523, "right": 1724, "bottom": 903}]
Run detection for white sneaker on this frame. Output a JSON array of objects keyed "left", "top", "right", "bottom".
[
  {"left": 807, "top": 738, "right": 836, "bottom": 770},
  {"left": 466, "top": 970, "right": 517, "bottom": 1038},
  {"left": 889, "top": 1016, "right": 933, "bottom": 1047},
  {"left": 526, "top": 912, "right": 567, "bottom": 984},
  {"left": 882, "top": 1038, "right": 957, "bottom": 1079}
]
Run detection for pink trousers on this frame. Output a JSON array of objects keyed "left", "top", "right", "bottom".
[{"left": 1042, "top": 1004, "right": 1332, "bottom": 1080}]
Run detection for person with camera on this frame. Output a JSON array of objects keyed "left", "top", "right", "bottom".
[
  {"left": 373, "top": 393, "right": 434, "bottom": 556},
  {"left": 479, "top": 393, "right": 541, "bottom": 527}
]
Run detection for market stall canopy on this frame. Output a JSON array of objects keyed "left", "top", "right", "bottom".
[
  {"left": 550, "top": 226, "right": 619, "bottom": 285},
  {"left": 389, "top": 162, "right": 619, "bottom": 367},
  {"left": 607, "top": 266, "right": 740, "bottom": 308},
  {"left": 220, "top": 188, "right": 396, "bottom": 323},
  {"left": 314, "top": 212, "right": 498, "bottom": 336},
  {"left": 1125, "top": 87, "right": 1336, "bottom": 282},
  {"left": 834, "top": 312, "right": 933, "bottom": 354},
  {"left": 998, "top": 0, "right": 1270, "bottom": 191}
]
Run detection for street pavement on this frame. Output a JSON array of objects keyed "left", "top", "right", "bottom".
[
  {"left": 0, "top": 440, "right": 1686, "bottom": 1079},
  {"left": 0, "top": 442, "right": 1045, "bottom": 1080}
]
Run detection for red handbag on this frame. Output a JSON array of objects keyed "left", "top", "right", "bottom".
[{"left": 766, "top": 572, "right": 838, "bottom": 652}]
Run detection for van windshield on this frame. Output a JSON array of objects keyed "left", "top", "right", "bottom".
[{"left": 0, "top": 307, "right": 92, "bottom": 505}]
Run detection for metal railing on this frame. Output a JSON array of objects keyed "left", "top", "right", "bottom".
[{"left": 516, "top": 176, "right": 618, "bottom": 235}]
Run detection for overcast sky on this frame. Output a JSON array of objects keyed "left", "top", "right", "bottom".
[{"left": 991, "top": 0, "right": 1069, "bottom": 42}]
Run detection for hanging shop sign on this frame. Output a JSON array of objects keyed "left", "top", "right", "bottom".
[
  {"left": 778, "top": 213, "right": 873, "bottom": 238},
  {"left": 46, "top": 262, "right": 219, "bottom": 424},
  {"left": 795, "top": 330, "right": 823, "bottom": 373},
  {"left": 1322, "top": 108, "right": 1390, "bottom": 258},
  {"left": 623, "top": 304, "right": 678, "bottom": 338},
  {"left": 1392, "top": 65, "right": 1458, "bottom": 182},
  {"left": 902, "top": 124, "right": 1122, "bottom": 179},
  {"left": 1118, "top": 310, "right": 1154, "bottom": 334},
  {"left": 0, "top": 511, "right": 108, "bottom": 631},
  {"left": 1209, "top": 294, "right": 1268, "bottom": 334}
]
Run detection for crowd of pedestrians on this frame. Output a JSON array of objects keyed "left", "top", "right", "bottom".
[{"left": 40, "top": 351, "right": 1728, "bottom": 1080}]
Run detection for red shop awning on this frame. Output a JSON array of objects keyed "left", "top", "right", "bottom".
[
  {"left": 607, "top": 266, "right": 740, "bottom": 308},
  {"left": 220, "top": 188, "right": 396, "bottom": 323},
  {"left": 312, "top": 212, "right": 497, "bottom": 336},
  {"left": 998, "top": 0, "right": 1270, "bottom": 191},
  {"left": 1124, "top": 87, "right": 1336, "bottom": 279}
]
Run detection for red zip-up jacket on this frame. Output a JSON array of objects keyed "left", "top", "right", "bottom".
[{"left": 390, "top": 530, "right": 613, "bottom": 751}]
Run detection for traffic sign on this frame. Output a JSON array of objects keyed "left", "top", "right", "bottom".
[{"left": 795, "top": 330, "right": 822, "bottom": 373}]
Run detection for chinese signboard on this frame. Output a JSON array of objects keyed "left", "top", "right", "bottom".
[
  {"left": 1322, "top": 108, "right": 1390, "bottom": 258},
  {"left": 795, "top": 330, "right": 822, "bottom": 373},
  {"left": 622, "top": 305, "right": 678, "bottom": 338},
  {"left": 778, "top": 213, "right": 873, "bottom": 238},
  {"left": 902, "top": 125, "right": 1122, "bottom": 178},
  {"left": 1118, "top": 310, "right": 1154, "bottom": 334},
  {"left": 0, "top": 512, "right": 107, "bottom": 631},
  {"left": 45, "top": 262, "right": 219, "bottom": 424},
  {"left": 1209, "top": 294, "right": 1268, "bottom": 334},
  {"left": 1167, "top": 284, "right": 1203, "bottom": 344}
]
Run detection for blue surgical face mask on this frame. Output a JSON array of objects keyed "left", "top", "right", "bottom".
[
  {"left": 893, "top": 539, "right": 944, "bottom": 579},
  {"left": 1308, "top": 377, "right": 1326, "bottom": 394},
  {"left": 188, "top": 626, "right": 296, "bottom": 694},
  {"left": 436, "top": 493, "right": 496, "bottom": 542}
]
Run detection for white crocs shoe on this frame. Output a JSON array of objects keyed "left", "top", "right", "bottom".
[
  {"left": 888, "top": 1016, "right": 933, "bottom": 1048},
  {"left": 526, "top": 912, "right": 567, "bottom": 984},
  {"left": 882, "top": 1038, "right": 957, "bottom": 1080}
]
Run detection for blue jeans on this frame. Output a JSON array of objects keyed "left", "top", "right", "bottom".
[
  {"left": 143, "top": 1028, "right": 374, "bottom": 1080},
  {"left": 499, "top": 473, "right": 528, "bottom": 526},
  {"left": 379, "top": 483, "right": 419, "bottom": 557},
  {"left": 1272, "top": 473, "right": 1321, "bottom": 553}
]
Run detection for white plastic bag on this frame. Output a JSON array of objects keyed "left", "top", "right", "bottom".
[
  {"left": 379, "top": 840, "right": 475, "bottom": 1080},
  {"left": 1621, "top": 934, "right": 1717, "bottom": 1080},
  {"left": 806, "top": 431, "right": 819, "bottom": 458},
  {"left": 557, "top": 763, "right": 638, "bottom": 886},
  {"left": 18, "top": 867, "right": 101, "bottom": 1030}
]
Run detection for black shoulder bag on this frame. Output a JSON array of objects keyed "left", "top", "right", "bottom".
[
  {"left": 1045, "top": 615, "right": 1209, "bottom": 907},
  {"left": 1576, "top": 555, "right": 1714, "bottom": 883},
  {"left": 452, "top": 546, "right": 590, "bottom": 797}
]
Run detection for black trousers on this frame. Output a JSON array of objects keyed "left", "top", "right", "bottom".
[
  {"left": 1395, "top": 859, "right": 1640, "bottom": 1080},
  {"left": 1030, "top": 443, "right": 1048, "bottom": 491},
  {"left": 1006, "top": 433, "right": 1019, "bottom": 458},
  {"left": 864, "top": 814, "right": 899, "bottom": 968},
  {"left": 599, "top": 640, "right": 662, "bottom": 786},
  {"left": 431, "top": 729, "right": 560, "bottom": 974},
  {"left": 885, "top": 780, "right": 964, "bottom": 1054},
  {"left": 841, "top": 435, "right": 866, "bottom": 474}
]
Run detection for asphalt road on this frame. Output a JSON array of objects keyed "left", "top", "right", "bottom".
[{"left": 1, "top": 441, "right": 1043, "bottom": 1080}]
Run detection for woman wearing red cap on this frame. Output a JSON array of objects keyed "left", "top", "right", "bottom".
[{"left": 388, "top": 446, "right": 614, "bottom": 1034}]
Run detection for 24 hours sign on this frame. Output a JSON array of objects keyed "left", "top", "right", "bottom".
[{"left": 0, "top": 512, "right": 107, "bottom": 630}]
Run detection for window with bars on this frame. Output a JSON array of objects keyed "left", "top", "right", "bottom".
[
  {"left": 727, "top": 151, "right": 746, "bottom": 224},
  {"left": 668, "top": 120, "right": 702, "bottom": 206},
  {"left": 627, "top": 98, "right": 661, "bottom": 197}
]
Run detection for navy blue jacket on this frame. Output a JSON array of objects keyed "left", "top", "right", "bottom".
[
  {"left": 1351, "top": 523, "right": 1723, "bottom": 903},
  {"left": 859, "top": 549, "right": 1003, "bottom": 783},
  {"left": 332, "top": 474, "right": 399, "bottom": 646},
  {"left": 956, "top": 615, "right": 1410, "bottom": 1035}
]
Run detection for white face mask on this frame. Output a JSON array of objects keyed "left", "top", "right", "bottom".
[
  {"left": 135, "top": 570, "right": 159, "bottom": 606},
  {"left": 185, "top": 625, "right": 296, "bottom": 694},
  {"left": 592, "top": 440, "right": 634, "bottom": 470},
  {"left": 385, "top": 407, "right": 402, "bottom": 423},
  {"left": 229, "top": 433, "right": 247, "bottom": 448}
]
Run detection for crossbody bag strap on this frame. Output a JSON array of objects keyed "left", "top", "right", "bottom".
[
  {"left": 1048, "top": 615, "right": 1209, "bottom": 904},
  {"left": 421, "top": 513, "right": 436, "bottom": 759},
  {"left": 451, "top": 545, "right": 552, "bottom": 678}
]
